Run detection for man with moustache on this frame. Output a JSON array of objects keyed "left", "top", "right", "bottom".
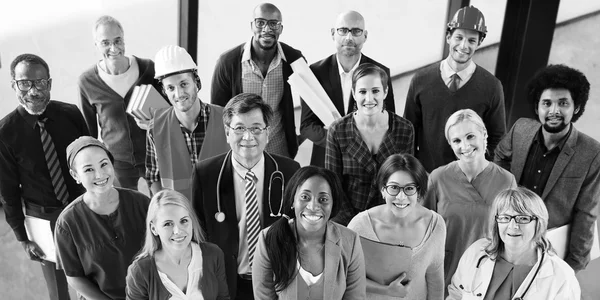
[
  {"left": 404, "top": 6, "right": 506, "bottom": 172},
  {"left": 300, "top": 10, "right": 396, "bottom": 167},
  {"left": 211, "top": 3, "right": 304, "bottom": 159},
  {"left": 79, "top": 16, "right": 161, "bottom": 191},
  {"left": 146, "top": 45, "right": 229, "bottom": 200},
  {"left": 495, "top": 65, "right": 600, "bottom": 272},
  {"left": 191, "top": 93, "right": 300, "bottom": 299},
  {"left": 0, "top": 54, "right": 89, "bottom": 300}
]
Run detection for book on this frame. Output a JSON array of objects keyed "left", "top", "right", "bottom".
[
  {"left": 360, "top": 236, "right": 412, "bottom": 285},
  {"left": 126, "top": 84, "right": 170, "bottom": 121},
  {"left": 24, "top": 215, "right": 56, "bottom": 263},
  {"left": 546, "top": 220, "right": 599, "bottom": 260}
]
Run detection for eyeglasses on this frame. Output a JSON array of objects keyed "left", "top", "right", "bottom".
[
  {"left": 384, "top": 184, "right": 418, "bottom": 197},
  {"left": 495, "top": 215, "right": 538, "bottom": 224},
  {"left": 254, "top": 18, "right": 282, "bottom": 30},
  {"left": 228, "top": 125, "right": 268, "bottom": 135},
  {"left": 336, "top": 27, "right": 364, "bottom": 37},
  {"left": 12, "top": 78, "right": 51, "bottom": 92},
  {"left": 97, "top": 38, "right": 124, "bottom": 48}
]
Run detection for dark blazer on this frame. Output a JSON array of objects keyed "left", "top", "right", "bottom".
[
  {"left": 300, "top": 53, "right": 396, "bottom": 167},
  {"left": 494, "top": 117, "right": 600, "bottom": 271},
  {"left": 191, "top": 151, "right": 300, "bottom": 299},
  {"left": 210, "top": 42, "right": 304, "bottom": 158}
]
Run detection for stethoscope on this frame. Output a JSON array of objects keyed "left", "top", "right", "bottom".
[
  {"left": 466, "top": 252, "right": 545, "bottom": 300},
  {"left": 214, "top": 150, "right": 285, "bottom": 222}
]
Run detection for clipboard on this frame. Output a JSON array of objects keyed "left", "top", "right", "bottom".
[
  {"left": 360, "top": 236, "right": 412, "bottom": 285},
  {"left": 24, "top": 215, "right": 57, "bottom": 263},
  {"left": 546, "top": 220, "right": 599, "bottom": 261}
]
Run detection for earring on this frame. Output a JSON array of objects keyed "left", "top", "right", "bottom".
[{"left": 76, "top": 179, "right": 81, "bottom": 184}]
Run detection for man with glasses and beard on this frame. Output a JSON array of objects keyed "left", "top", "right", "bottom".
[
  {"left": 300, "top": 10, "right": 396, "bottom": 167},
  {"left": 495, "top": 64, "right": 600, "bottom": 273},
  {"left": 0, "top": 54, "right": 89, "bottom": 300},
  {"left": 211, "top": 3, "right": 304, "bottom": 159}
]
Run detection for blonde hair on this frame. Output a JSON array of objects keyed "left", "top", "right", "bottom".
[{"left": 444, "top": 109, "right": 488, "bottom": 152}]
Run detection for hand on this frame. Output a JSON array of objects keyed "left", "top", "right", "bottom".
[
  {"left": 134, "top": 117, "right": 152, "bottom": 130},
  {"left": 21, "top": 240, "right": 46, "bottom": 262},
  {"left": 388, "top": 272, "right": 411, "bottom": 298}
]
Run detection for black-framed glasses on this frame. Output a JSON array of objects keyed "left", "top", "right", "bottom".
[
  {"left": 228, "top": 125, "right": 268, "bottom": 135},
  {"left": 254, "top": 18, "right": 282, "bottom": 30},
  {"left": 336, "top": 27, "right": 364, "bottom": 37},
  {"left": 495, "top": 215, "right": 537, "bottom": 224},
  {"left": 97, "top": 38, "right": 124, "bottom": 48},
  {"left": 12, "top": 78, "right": 51, "bottom": 92},
  {"left": 384, "top": 184, "right": 418, "bottom": 197}
]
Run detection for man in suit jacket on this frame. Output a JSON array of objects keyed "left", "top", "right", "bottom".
[
  {"left": 300, "top": 10, "right": 395, "bottom": 167},
  {"left": 495, "top": 64, "right": 600, "bottom": 272},
  {"left": 192, "top": 93, "right": 300, "bottom": 300}
]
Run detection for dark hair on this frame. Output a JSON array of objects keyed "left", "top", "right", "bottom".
[
  {"left": 351, "top": 63, "right": 388, "bottom": 93},
  {"left": 265, "top": 166, "right": 345, "bottom": 292},
  {"left": 222, "top": 93, "right": 273, "bottom": 127},
  {"left": 10, "top": 54, "right": 50, "bottom": 79},
  {"left": 376, "top": 153, "right": 428, "bottom": 199},
  {"left": 527, "top": 64, "right": 590, "bottom": 123}
]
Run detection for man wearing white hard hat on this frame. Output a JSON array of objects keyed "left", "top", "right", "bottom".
[
  {"left": 404, "top": 6, "right": 506, "bottom": 172},
  {"left": 146, "top": 45, "right": 229, "bottom": 199}
]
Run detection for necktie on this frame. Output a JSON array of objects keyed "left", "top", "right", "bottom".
[
  {"left": 449, "top": 73, "right": 461, "bottom": 92},
  {"left": 38, "top": 118, "right": 69, "bottom": 206},
  {"left": 245, "top": 170, "right": 260, "bottom": 267}
]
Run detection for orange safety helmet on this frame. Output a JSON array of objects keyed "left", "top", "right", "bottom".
[{"left": 447, "top": 5, "right": 487, "bottom": 42}]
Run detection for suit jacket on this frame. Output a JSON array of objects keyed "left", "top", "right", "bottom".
[
  {"left": 252, "top": 221, "right": 366, "bottom": 300},
  {"left": 300, "top": 54, "right": 396, "bottom": 167},
  {"left": 494, "top": 118, "right": 600, "bottom": 271},
  {"left": 191, "top": 151, "right": 300, "bottom": 299}
]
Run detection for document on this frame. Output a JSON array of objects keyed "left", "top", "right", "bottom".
[
  {"left": 24, "top": 216, "right": 56, "bottom": 263},
  {"left": 547, "top": 220, "right": 599, "bottom": 260},
  {"left": 360, "top": 236, "right": 412, "bottom": 285}
]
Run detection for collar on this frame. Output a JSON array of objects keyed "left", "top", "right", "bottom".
[
  {"left": 534, "top": 124, "right": 572, "bottom": 153},
  {"left": 440, "top": 58, "right": 475, "bottom": 81},
  {"left": 177, "top": 101, "right": 209, "bottom": 131},
  {"left": 241, "top": 36, "right": 287, "bottom": 63},
  {"left": 17, "top": 104, "right": 50, "bottom": 129},
  {"left": 231, "top": 152, "right": 265, "bottom": 181},
  {"left": 336, "top": 53, "right": 362, "bottom": 75}
]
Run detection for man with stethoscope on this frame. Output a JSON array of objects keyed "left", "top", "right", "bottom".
[{"left": 191, "top": 93, "right": 300, "bottom": 300}]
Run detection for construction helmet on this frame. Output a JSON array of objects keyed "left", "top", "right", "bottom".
[
  {"left": 154, "top": 45, "right": 197, "bottom": 80},
  {"left": 447, "top": 6, "right": 487, "bottom": 41}
]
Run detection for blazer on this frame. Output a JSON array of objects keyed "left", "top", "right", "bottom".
[
  {"left": 300, "top": 53, "right": 396, "bottom": 167},
  {"left": 191, "top": 151, "right": 300, "bottom": 299},
  {"left": 252, "top": 221, "right": 366, "bottom": 300},
  {"left": 126, "top": 242, "right": 230, "bottom": 300},
  {"left": 494, "top": 117, "right": 600, "bottom": 271},
  {"left": 448, "top": 239, "right": 580, "bottom": 300}
]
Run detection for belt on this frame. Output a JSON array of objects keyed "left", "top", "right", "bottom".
[
  {"left": 24, "top": 201, "right": 64, "bottom": 215},
  {"left": 239, "top": 273, "right": 252, "bottom": 281}
]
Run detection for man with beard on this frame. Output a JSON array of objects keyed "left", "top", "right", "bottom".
[
  {"left": 146, "top": 45, "right": 229, "bottom": 200},
  {"left": 404, "top": 5, "right": 506, "bottom": 172},
  {"left": 495, "top": 64, "right": 600, "bottom": 272},
  {"left": 0, "top": 54, "right": 89, "bottom": 300},
  {"left": 300, "top": 10, "right": 396, "bottom": 167},
  {"left": 211, "top": 3, "right": 304, "bottom": 159}
]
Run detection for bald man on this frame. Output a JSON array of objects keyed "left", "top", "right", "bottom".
[
  {"left": 300, "top": 11, "right": 396, "bottom": 167},
  {"left": 211, "top": 3, "right": 304, "bottom": 160}
]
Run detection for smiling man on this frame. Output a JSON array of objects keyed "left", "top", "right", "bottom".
[
  {"left": 191, "top": 93, "right": 300, "bottom": 299},
  {"left": 211, "top": 3, "right": 304, "bottom": 159},
  {"left": 404, "top": 6, "right": 506, "bottom": 172},
  {"left": 495, "top": 64, "right": 600, "bottom": 272},
  {"left": 145, "top": 45, "right": 229, "bottom": 199}
]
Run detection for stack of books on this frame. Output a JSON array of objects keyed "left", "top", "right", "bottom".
[{"left": 126, "top": 84, "right": 170, "bottom": 120}]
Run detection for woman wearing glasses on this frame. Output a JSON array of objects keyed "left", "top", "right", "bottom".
[
  {"left": 348, "top": 154, "right": 446, "bottom": 299},
  {"left": 326, "top": 63, "right": 414, "bottom": 226},
  {"left": 448, "top": 187, "right": 580, "bottom": 300},
  {"left": 424, "top": 109, "right": 516, "bottom": 290}
]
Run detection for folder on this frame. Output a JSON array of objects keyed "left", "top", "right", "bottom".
[
  {"left": 24, "top": 215, "right": 56, "bottom": 263},
  {"left": 546, "top": 220, "right": 599, "bottom": 260},
  {"left": 360, "top": 236, "right": 412, "bottom": 285}
]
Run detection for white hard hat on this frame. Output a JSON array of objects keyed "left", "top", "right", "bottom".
[{"left": 154, "top": 45, "right": 197, "bottom": 79}]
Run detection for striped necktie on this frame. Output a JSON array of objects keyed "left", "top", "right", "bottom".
[
  {"left": 38, "top": 118, "right": 69, "bottom": 206},
  {"left": 245, "top": 170, "right": 260, "bottom": 267},
  {"left": 449, "top": 73, "right": 461, "bottom": 92}
]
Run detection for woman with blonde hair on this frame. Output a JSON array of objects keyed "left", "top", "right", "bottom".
[{"left": 126, "top": 190, "right": 229, "bottom": 299}]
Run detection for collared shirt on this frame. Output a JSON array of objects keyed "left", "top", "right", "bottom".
[
  {"left": 97, "top": 55, "right": 140, "bottom": 98},
  {"left": 0, "top": 102, "right": 88, "bottom": 241},
  {"left": 336, "top": 53, "right": 362, "bottom": 113},
  {"left": 440, "top": 58, "right": 476, "bottom": 90},
  {"left": 231, "top": 153, "right": 265, "bottom": 275},
  {"left": 240, "top": 36, "right": 289, "bottom": 157},
  {"left": 145, "top": 103, "right": 210, "bottom": 182},
  {"left": 520, "top": 125, "right": 572, "bottom": 195},
  {"left": 157, "top": 242, "right": 205, "bottom": 300}
]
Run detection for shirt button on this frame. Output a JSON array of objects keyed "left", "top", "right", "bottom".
[
  {"left": 537, "top": 170, "right": 541, "bottom": 173},
  {"left": 534, "top": 186, "right": 537, "bottom": 189}
]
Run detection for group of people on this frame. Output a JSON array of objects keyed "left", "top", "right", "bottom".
[{"left": 0, "top": 2, "right": 598, "bottom": 300}]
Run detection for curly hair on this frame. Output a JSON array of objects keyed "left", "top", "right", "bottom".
[{"left": 527, "top": 64, "right": 590, "bottom": 123}]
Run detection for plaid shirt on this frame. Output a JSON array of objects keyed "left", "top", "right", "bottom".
[
  {"left": 325, "top": 112, "right": 414, "bottom": 225},
  {"left": 145, "top": 103, "right": 210, "bottom": 182}
]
